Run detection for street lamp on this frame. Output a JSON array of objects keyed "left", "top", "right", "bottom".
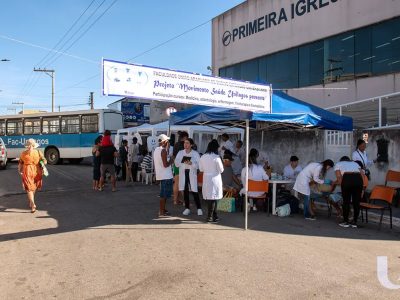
[{"left": 1, "top": 59, "right": 10, "bottom": 62}]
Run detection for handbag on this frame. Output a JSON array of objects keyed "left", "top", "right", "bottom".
[
  {"left": 276, "top": 203, "right": 291, "bottom": 217},
  {"left": 217, "top": 191, "right": 236, "bottom": 213},
  {"left": 364, "top": 168, "right": 371, "bottom": 180},
  {"left": 37, "top": 150, "right": 49, "bottom": 177},
  {"left": 40, "top": 160, "right": 49, "bottom": 177}
]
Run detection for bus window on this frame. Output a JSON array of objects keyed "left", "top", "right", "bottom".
[
  {"left": 81, "top": 114, "right": 98, "bottom": 133},
  {"left": 24, "top": 119, "right": 41, "bottom": 135},
  {"left": 0, "top": 120, "right": 5, "bottom": 135},
  {"left": 42, "top": 117, "right": 60, "bottom": 134},
  {"left": 7, "top": 119, "right": 23, "bottom": 135},
  {"left": 61, "top": 116, "right": 80, "bottom": 134}
]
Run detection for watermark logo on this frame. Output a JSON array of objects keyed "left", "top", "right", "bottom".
[{"left": 377, "top": 256, "right": 400, "bottom": 290}]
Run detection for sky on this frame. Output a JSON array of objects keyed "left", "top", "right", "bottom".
[{"left": 0, "top": 0, "right": 244, "bottom": 114}]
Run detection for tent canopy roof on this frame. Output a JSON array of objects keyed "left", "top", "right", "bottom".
[{"left": 170, "top": 91, "right": 353, "bottom": 131}]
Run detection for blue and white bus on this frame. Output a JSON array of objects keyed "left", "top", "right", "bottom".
[{"left": 0, "top": 109, "right": 123, "bottom": 164}]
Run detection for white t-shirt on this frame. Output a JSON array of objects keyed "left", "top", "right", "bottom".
[
  {"left": 283, "top": 164, "right": 303, "bottom": 179},
  {"left": 334, "top": 161, "right": 361, "bottom": 175},
  {"left": 240, "top": 164, "right": 269, "bottom": 197},
  {"left": 153, "top": 146, "right": 173, "bottom": 181}
]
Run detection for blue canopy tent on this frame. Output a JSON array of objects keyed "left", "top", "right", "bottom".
[
  {"left": 170, "top": 90, "right": 352, "bottom": 131},
  {"left": 170, "top": 91, "right": 352, "bottom": 230}
]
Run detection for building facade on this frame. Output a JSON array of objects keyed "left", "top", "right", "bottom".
[
  {"left": 212, "top": 0, "right": 400, "bottom": 111},
  {"left": 212, "top": 0, "right": 400, "bottom": 186}
]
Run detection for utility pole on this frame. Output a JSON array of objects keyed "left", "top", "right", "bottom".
[
  {"left": 7, "top": 107, "right": 17, "bottom": 114},
  {"left": 89, "top": 92, "right": 94, "bottom": 110},
  {"left": 34, "top": 68, "right": 55, "bottom": 112},
  {"left": 12, "top": 101, "right": 24, "bottom": 114}
]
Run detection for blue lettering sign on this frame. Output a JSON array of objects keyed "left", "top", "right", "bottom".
[{"left": 222, "top": 0, "right": 338, "bottom": 46}]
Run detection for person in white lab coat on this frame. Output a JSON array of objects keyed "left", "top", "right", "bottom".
[
  {"left": 199, "top": 139, "right": 224, "bottom": 223},
  {"left": 175, "top": 138, "right": 202, "bottom": 216},
  {"left": 293, "top": 159, "right": 334, "bottom": 220},
  {"left": 240, "top": 148, "right": 269, "bottom": 211}
]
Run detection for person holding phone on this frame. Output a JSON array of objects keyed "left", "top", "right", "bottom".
[{"left": 175, "top": 138, "right": 202, "bottom": 216}]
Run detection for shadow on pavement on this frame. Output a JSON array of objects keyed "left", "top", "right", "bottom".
[{"left": 1, "top": 182, "right": 399, "bottom": 242}]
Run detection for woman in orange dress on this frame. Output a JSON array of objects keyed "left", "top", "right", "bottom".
[{"left": 18, "top": 139, "right": 47, "bottom": 213}]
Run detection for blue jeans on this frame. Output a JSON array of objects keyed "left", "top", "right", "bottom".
[{"left": 300, "top": 193, "right": 311, "bottom": 218}]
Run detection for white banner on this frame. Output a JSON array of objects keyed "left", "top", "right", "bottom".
[{"left": 102, "top": 59, "right": 271, "bottom": 112}]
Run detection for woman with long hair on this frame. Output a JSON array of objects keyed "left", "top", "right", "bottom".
[
  {"left": 199, "top": 139, "right": 224, "bottom": 223},
  {"left": 18, "top": 139, "right": 47, "bottom": 213},
  {"left": 240, "top": 148, "right": 269, "bottom": 211},
  {"left": 293, "top": 159, "right": 334, "bottom": 220}
]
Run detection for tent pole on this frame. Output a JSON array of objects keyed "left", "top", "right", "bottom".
[
  {"left": 245, "top": 119, "right": 249, "bottom": 230},
  {"left": 261, "top": 130, "right": 264, "bottom": 151}
]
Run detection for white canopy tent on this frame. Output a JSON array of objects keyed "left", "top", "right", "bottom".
[{"left": 115, "top": 121, "right": 244, "bottom": 154}]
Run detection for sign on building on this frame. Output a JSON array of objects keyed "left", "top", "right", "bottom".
[
  {"left": 102, "top": 59, "right": 271, "bottom": 113},
  {"left": 121, "top": 101, "right": 150, "bottom": 124}
]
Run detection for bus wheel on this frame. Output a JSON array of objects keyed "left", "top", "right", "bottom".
[{"left": 45, "top": 148, "right": 60, "bottom": 165}]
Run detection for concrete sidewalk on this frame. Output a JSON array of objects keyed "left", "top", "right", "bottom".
[{"left": 1, "top": 182, "right": 400, "bottom": 299}]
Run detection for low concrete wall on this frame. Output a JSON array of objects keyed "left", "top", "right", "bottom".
[
  {"left": 246, "top": 128, "right": 399, "bottom": 189},
  {"left": 249, "top": 129, "right": 325, "bottom": 174}
]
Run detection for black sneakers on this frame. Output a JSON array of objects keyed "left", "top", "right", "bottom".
[{"left": 206, "top": 217, "right": 219, "bottom": 223}]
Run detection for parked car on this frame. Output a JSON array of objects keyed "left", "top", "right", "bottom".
[{"left": 0, "top": 137, "right": 8, "bottom": 169}]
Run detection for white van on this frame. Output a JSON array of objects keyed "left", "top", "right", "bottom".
[
  {"left": 0, "top": 137, "right": 8, "bottom": 169},
  {"left": 115, "top": 121, "right": 244, "bottom": 154}
]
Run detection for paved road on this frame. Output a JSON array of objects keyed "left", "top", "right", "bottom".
[{"left": 1, "top": 162, "right": 400, "bottom": 299}]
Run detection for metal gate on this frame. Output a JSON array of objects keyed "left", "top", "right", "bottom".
[{"left": 324, "top": 131, "right": 353, "bottom": 162}]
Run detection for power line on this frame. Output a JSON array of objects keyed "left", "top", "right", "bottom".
[
  {"left": 127, "top": 19, "right": 210, "bottom": 62},
  {"left": 46, "top": 0, "right": 119, "bottom": 67},
  {"left": 35, "top": 0, "right": 97, "bottom": 67},
  {"left": 58, "top": 17, "right": 211, "bottom": 96},
  {"left": 42, "top": 0, "right": 108, "bottom": 67},
  {"left": 0, "top": 34, "right": 97, "bottom": 64}
]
